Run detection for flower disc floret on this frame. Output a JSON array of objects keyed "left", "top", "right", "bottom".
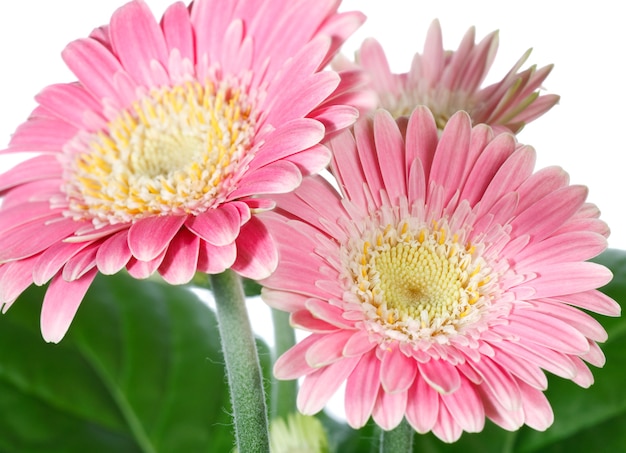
[
  {"left": 64, "top": 78, "right": 258, "bottom": 225},
  {"left": 343, "top": 216, "right": 495, "bottom": 344}
]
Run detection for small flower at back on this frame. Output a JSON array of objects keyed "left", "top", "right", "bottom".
[
  {"left": 0, "top": 0, "right": 371, "bottom": 343},
  {"left": 261, "top": 107, "right": 619, "bottom": 442},
  {"left": 334, "top": 19, "right": 560, "bottom": 132}
]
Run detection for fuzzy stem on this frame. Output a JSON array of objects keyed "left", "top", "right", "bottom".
[
  {"left": 379, "top": 419, "right": 414, "bottom": 453},
  {"left": 270, "top": 308, "right": 298, "bottom": 419},
  {"left": 210, "top": 270, "right": 270, "bottom": 453}
]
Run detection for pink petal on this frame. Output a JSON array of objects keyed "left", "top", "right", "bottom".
[
  {"left": 0, "top": 256, "right": 38, "bottom": 310},
  {"left": 418, "top": 359, "right": 461, "bottom": 394},
  {"left": 405, "top": 106, "right": 438, "bottom": 184},
  {"left": 62, "top": 244, "right": 99, "bottom": 281},
  {"left": 343, "top": 329, "right": 377, "bottom": 357},
  {"left": 35, "top": 82, "right": 104, "bottom": 130},
  {"left": 471, "top": 357, "right": 521, "bottom": 412},
  {"left": 9, "top": 117, "right": 77, "bottom": 152},
  {"left": 160, "top": 1, "right": 194, "bottom": 60},
  {"left": 96, "top": 230, "right": 132, "bottom": 275},
  {"left": 511, "top": 185, "right": 588, "bottom": 243},
  {"left": 297, "top": 356, "right": 360, "bottom": 415},
  {"left": 33, "top": 240, "right": 91, "bottom": 285},
  {"left": 231, "top": 217, "right": 278, "bottom": 280},
  {"left": 561, "top": 290, "right": 621, "bottom": 317},
  {"left": 373, "top": 110, "right": 406, "bottom": 204},
  {"left": 371, "top": 388, "right": 408, "bottom": 430},
  {"left": 380, "top": 347, "right": 418, "bottom": 394},
  {"left": 0, "top": 218, "right": 78, "bottom": 263},
  {"left": 345, "top": 350, "right": 381, "bottom": 428},
  {"left": 229, "top": 160, "right": 302, "bottom": 199},
  {"left": 0, "top": 155, "right": 62, "bottom": 192},
  {"left": 127, "top": 215, "right": 186, "bottom": 261},
  {"left": 109, "top": 0, "right": 169, "bottom": 86},
  {"left": 62, "top": 38, "right": 125, "bottom": 103},
  {"left": 518, "top": 380, "right": 554, "bottom": 431},
  {"left": 405, "top": 374, "right": 439, "bottom": 433},
  {"left": 185, "top": 203, "right": 242, "bottom": 246},
  {"left": 429, "top": 111, "right": 472, "bottom": 206},
  {"left": 526, "top": 261, "right": 613, "bottom": 299},
  {"left": 440, "top": 379, "right": 485, "bottom": 433},
  {"left": 126, "top": 249, "right": 166, "bottom": 279},
  {"left": 274, "top": 334, "right": 321, "bottom": 380},
  {"left": 305, "top": 330, "right": 354, "bottom": 367},
  {"left": 196, "top": 240, "right": 236, "bottom": 275},
  {"left": 305, "top": 298, "right": 355, "bottom": 330},
  {"left": 158, "top": 227, "right": 199, "bottom": 284},
  {"left": 290, "top": 309, "right": 340, "bottom": 333},
  {"left": 247, "top": 118, "right": 325, "bottom": 172},
  {"left": 40, "top": 268, "right": 98, "bottom": 343},
  {"left": 431, "top": 403, "right": 463, "bottom": 443}
]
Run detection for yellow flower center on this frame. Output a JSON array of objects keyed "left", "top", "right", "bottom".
[
  {"left": 63, "top": 80, "right": 257, "bottom": 226},
  {"left": 345, "top": 218, "right": 494, "bottom": 343}
]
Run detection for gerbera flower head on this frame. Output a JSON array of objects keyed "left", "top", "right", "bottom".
[
  {"left": 0, "top": 0, "right": 371, "bottom": 343},
  {"left": 262, "top": 107, "right": 619, "bottom": 442},
  {"left": 334, "top": 19, "right": 560, "bottom": 132}
]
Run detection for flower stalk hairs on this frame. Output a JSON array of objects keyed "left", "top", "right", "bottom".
[{"left": 262, "top": 107, "right": 620, "bottom": 443}]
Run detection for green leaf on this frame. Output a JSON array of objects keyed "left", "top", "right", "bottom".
[{"left": 0, "top": 272, "right": 235, "bottom": 452}]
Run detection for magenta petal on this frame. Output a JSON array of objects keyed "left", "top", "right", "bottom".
[
  {"left": 185, "top": 204, "right": 242, "bottom": 247},
  {"left": 127, "top": 215, "right": 186, "bottom": 261},
  {"left": 231, "top": 217, "right": 278, "bottom": 280},
  {"left": 40, "top": 268, "right": 98, "bottom": 343},
  {"left": 158, "top": 228, "right": 199, "bottom": 285}
]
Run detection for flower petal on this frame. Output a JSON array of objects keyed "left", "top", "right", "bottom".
[{"left": 40, "top": 268, "right": 98, "bottom": 343}]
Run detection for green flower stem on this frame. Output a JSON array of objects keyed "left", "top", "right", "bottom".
[
  {"left": 210, "top": 270, "right": 270, "bottom": 453},
  {"left": 270, "top": 308, "right": 298, "bottom": 419},
  {"left": 380, "top": 419, "right": 414, "bottom": 453}
]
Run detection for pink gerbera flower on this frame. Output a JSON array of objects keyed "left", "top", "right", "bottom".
[
  {"left": 0, "top": 0, "right": 371, "bottom": 343},
  {"left": 334, "top": 19, "right": 560, "bottom": 132},
  {"left": 261, "top": 107, "right": 619, "bottom": 442}
]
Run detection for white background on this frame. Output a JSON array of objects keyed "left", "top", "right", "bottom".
[
  {"left": 1, "top": 0, "right": 625, "bottom": 420},
  {"left": 0, "top": 1, "right": 623, "bottom": 249}
]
